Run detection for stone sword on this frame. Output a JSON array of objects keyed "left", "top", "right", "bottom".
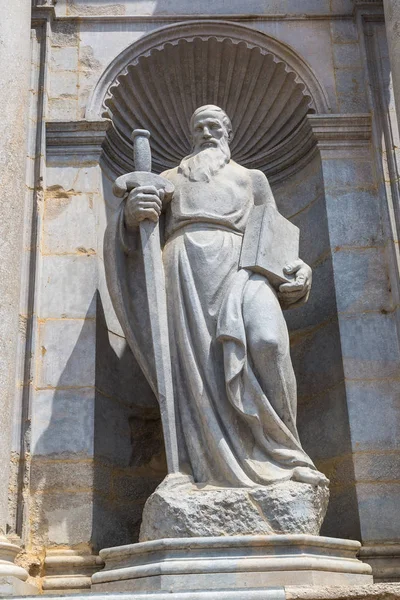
[{"left": 113, "top": 129, "right": 179, "bottom": 474}]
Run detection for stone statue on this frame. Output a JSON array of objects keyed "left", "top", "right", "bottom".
[{"left": 105, "top": 105, "right": 329, "bottom": 540}]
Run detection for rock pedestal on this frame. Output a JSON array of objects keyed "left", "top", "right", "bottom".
[
  {"left": 91, "top": 535, "right": 372, "bottom": 593},
  {"left": 139, "top": 478, "right": 329, "bottom": 541}
]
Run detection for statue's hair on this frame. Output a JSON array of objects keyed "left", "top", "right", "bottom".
[{"left": 190, "top": 105, "right": 233, "bottom": 141}]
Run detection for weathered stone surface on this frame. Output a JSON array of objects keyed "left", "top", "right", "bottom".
[
  {"left": 93, "top": 534, "right": 372, "bottom": 592},
  {"left": 139, "top": 478, "right": 329, "bottom": 541}
]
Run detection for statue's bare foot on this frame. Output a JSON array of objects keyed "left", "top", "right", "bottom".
[{"left": 292, "top": 467, "right": 329, "bottom": 487}]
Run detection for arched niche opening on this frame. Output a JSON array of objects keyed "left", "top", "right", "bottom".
[
  {"left": 88, "top": 20, "right": 330, "bottom": 183},
  {"left": 90, "top": 21, "right": 360, "bottom": 549}
]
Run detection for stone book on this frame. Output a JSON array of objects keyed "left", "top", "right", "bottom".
[{"left": 240, "top": 204, "right": 300, "bottom": 287}]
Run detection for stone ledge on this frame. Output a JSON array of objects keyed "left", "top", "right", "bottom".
[{"left": 9, "top": 583, "right": 400, "bottom": 600}]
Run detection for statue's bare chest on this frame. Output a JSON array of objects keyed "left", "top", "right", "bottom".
[{"left": 170, "top": 170, "right": 253, "bottom": 219}]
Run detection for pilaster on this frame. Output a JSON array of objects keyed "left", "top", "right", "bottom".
[
  {"left": 0, "top": 0, "right": 33, "bottom": 587},
  {"left": 309, "top": 113, "right": 400, "bottom": 580}
]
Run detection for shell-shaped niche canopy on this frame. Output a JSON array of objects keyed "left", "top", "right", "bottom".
[{"left": 98, "top": 22, "right": 329, "bottom": 180}]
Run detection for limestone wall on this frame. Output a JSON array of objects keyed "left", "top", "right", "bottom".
[{"left": 6, "top": 0, "right": 400, "bottom": 591}]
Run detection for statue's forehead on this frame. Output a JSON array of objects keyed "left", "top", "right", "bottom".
[{"left": 192, "top": 110, "right": 224, "bottom": 125}]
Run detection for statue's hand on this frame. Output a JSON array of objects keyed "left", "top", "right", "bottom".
[
  {"left": 124, "top": 185, "right": 164, "bottom": 230},
  {"left": 278, "top": 259, "right": 312, "bottom": 310}
]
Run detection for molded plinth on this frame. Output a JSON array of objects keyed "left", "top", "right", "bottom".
[{"left": 92, "top": 535, "right": 373, "bottom": 593}]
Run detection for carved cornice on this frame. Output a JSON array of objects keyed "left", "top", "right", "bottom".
[
  {"left": 307, "top": 114, "right": 372, "bottom": 149},
  {"left": 46, "top": 120, "right": 111, "bottom": 160}
]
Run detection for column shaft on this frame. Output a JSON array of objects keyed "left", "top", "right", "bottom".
[{"left": 0, "top": 2, "right": 32, "bottom": 544}]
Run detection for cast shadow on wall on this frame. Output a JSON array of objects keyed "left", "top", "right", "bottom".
[{"left": 30, "top": 295, "right": 166, "bottom": 554}]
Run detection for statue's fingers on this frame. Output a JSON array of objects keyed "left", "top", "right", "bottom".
[
  {"left": 138, "top": 201, "right": 162, "bottom": 215},
  {"left": 137, "top": 208, "right": 159, "bottom": 222},
  {"left": 283, "top": 259, "right": 303, "bottom": 275},
  {"left": 136, "top": 194, "right": 162, "bottom": 208}
]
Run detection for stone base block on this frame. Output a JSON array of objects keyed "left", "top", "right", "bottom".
[
  {"left": 360, "top": 544, "right": 400, "bottom": 582},
  {"left": 91, "top": 535, "right": 373, "bottom": 593},
  {"left": 0, "top": 577, "right": 38, "bottom": 596}
]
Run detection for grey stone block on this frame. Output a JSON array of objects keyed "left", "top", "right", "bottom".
[
  {"left": 112, "top": 473, "right": 161, "bottom": 505},
  {"left": 330, "top": 0, "right": 353, "bottom": 13},
  {"left": 291, "top": 319, "right": 344, "bottom": 400},
  {"left": 291, "top": 194, "right": 330, "bottom": 266},
  {"left": 39, "top": 255, "right": 97, "bottom": 318},
  {"left": 38, "top": 319, "right": 96, "bottom": 388},
  {"left": 285, "top": 255, "right": 337, "bottom": 333},
  {"left": 335, "top": 69, "right": 368, "bottom": 112},
  {"left": 92, "top": 497, "right": 144, "bottom": 551},
  {"left": 51, "top": 46, "right": 79, "bottom": 72},
  {"left": 345, "top": 379, "right": 400, "bottom": 452},
  {"left": 51, "top": 21, "right": 79, "bottom": 47},
  {"left": 325, "top": 189, "right": 382, "bottom": 248},
  {"left": 36, "top": 491, "right": 93, "bottom": 546},
  {"left": 339, "top": 312, "right": 400, "bottom": 380},
  {"left": 357, "top": 483, "right": 400, "bottom": 542},
  {"left": 95, "top": 326, "right": 156, "bottom": 409},
  {"left": 43, "top": 194, "right": 96, "bottom": 255},
  {"left": 31, "top": 388, "right": 95, "bottom": 456},
  {"left": 272, "top": 154, "right": 324, "bottom": 219},
  {"left": 297, "top": 383, "right": 352, "bottom": 463},
  {"left": 333, "top": 43, "right": 362, "bottom": 68},
  {"left": 47, "top": 165, "right": 102, "bottom": 194},
  {"left": 322, "top": 159, "right": 375, "bottom": 191},
  {"left": 333, "top": 248, "right": 392, "bottom": 314},
  {"left": 49, "top": 70, "right": 78, "bottom": 99},
  {"left": 354, "top": 451, "right": 400, "bottom": 483},
  {"left": 93, "top": 392, "right": 136, "bottom": 467},
  {"left": 30, "top": 458, "right": 96, "bottom": 493},
  {"left": 48, "top": 97, "right": 78, "bottom": 120},
  {"left": 331, "top": 20, "right": 359, "bottom": 43},
  {"left": 321, "top": 484, "right": 361, "bottom": 540}
]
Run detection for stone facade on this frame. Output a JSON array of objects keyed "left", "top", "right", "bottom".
[{"left": 1, "top": 0, "right": 400, "bottom": 594}]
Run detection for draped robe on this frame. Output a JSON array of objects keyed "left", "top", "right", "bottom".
[{"left": 105, "top": 160, "right": 317, "bottom": 488}]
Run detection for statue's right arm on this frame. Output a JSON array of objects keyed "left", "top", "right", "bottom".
[{"left": 250, "top": 169, "right": 277, "bottom": 209}]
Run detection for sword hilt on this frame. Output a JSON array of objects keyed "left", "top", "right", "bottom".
[{"left": 132, "top": 129, "right": 151, "bottom": 173}]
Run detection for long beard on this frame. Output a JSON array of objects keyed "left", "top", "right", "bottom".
[{"left": 179, "top": 140, "right": 231, "bottom": 182}]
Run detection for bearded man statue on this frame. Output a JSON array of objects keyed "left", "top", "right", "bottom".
[{"left": 105, "top": 105, "right": 329, "bottom": 540}]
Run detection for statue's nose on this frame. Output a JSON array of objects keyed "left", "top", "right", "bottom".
[{"left": 203, "top": 128, "right": 212, "bottom": 138}]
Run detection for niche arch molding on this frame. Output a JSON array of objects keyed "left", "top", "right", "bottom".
[{"left": 87, "top": 20, "right": 331, "bottom": 181}]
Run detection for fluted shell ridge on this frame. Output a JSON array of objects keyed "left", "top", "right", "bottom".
[{"left": 103, "top": 36, "right": 316, "bottom": 177}]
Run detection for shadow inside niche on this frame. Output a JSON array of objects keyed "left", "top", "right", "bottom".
[
  {"left": 92, "top": 292, "right": 166, "bottom": 553},
  {"left": 30, "top": 294, "right": 166, "bottom": 556}
]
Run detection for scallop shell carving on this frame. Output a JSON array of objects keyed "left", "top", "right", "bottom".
[{"left": 103, "top": 36, "right": 317, "bottom": 178}]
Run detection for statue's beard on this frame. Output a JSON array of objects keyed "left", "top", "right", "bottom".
[{"left": 179, "top": 139, "right": 231, "bottom": 182}]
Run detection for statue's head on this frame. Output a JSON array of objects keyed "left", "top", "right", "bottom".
[
  {"left": 180, "top": 105, "right": 232, "bottom": 182},
  {"left": 190, "top": 105, "right": 233, "bottom": 154}
]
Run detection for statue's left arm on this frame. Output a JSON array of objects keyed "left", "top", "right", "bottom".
[{"left": 250, "top": 169, "right": 312, "bottom": 310}]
